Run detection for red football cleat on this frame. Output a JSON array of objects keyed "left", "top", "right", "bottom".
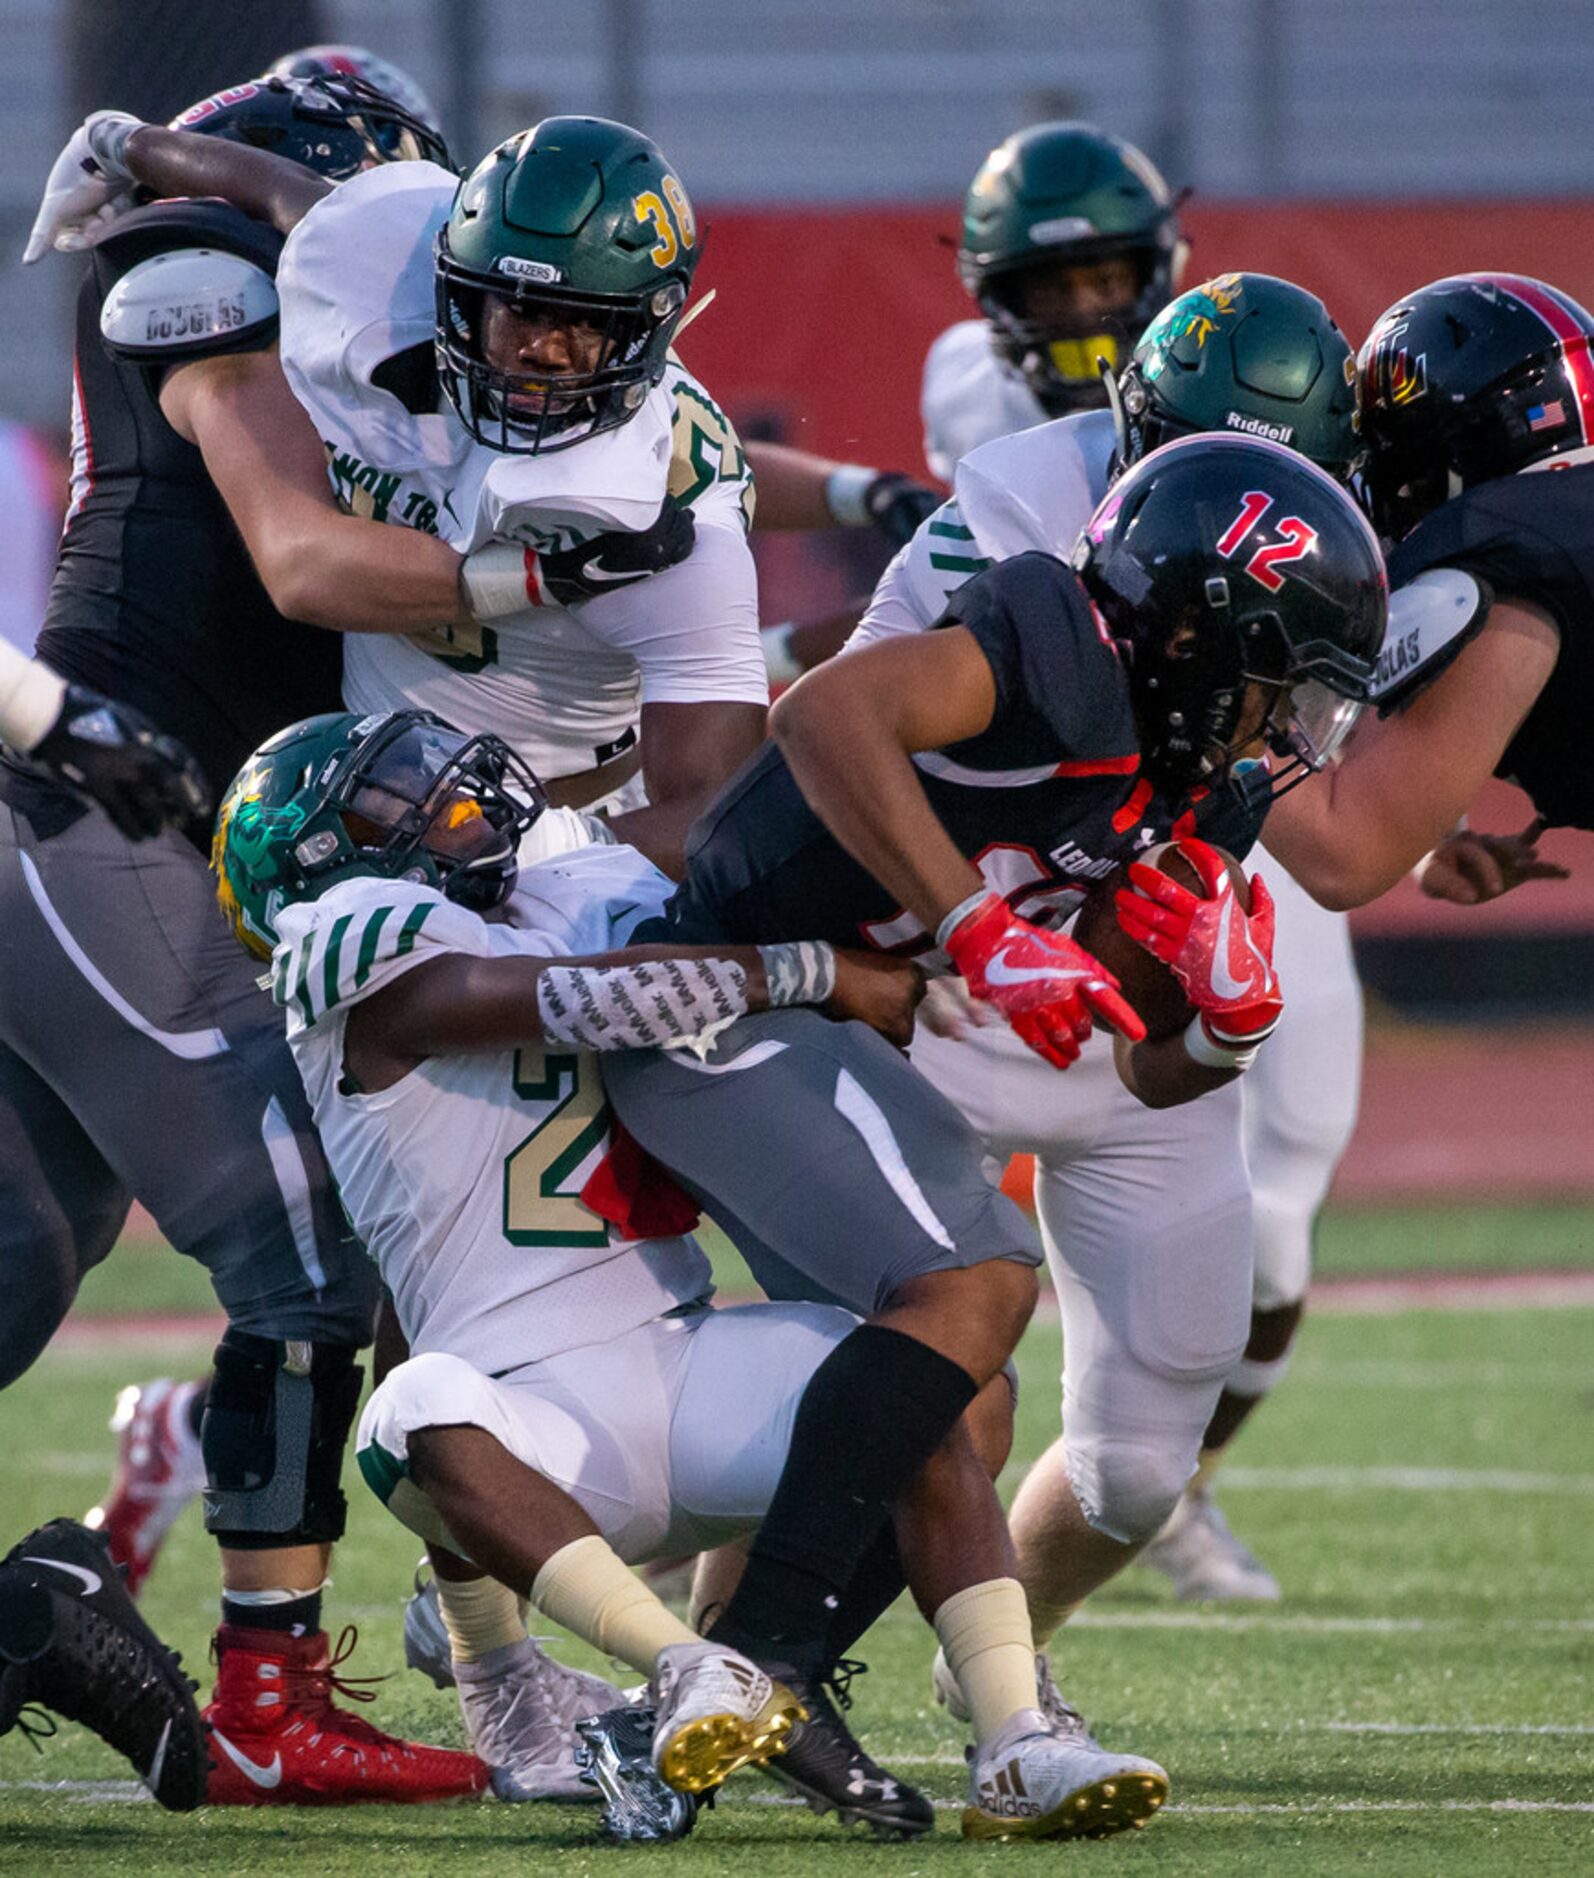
[
  {"left": 84, "top": 1378, "right": 208, "bottom": 1598},
  {"left": 203, "top": 1623, "right": 490, "bottom": 1805}
]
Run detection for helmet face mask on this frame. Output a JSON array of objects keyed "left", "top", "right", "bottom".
[
  {"left": 958, "top": 122, "right": 1184, "bottom": 416},
  {"left": 171, "top": 73, "right": 452, "bottom": 181},
  {"left": 436, "top": 118, "right": 697, "bottom": 456},
  {"left": 213, "top": 712, "right": 546, "bottom": 959},
  {"left": 266, "top": 42, "right": 445, "bottom": 142},
  {"left": 1074, "top": 433, "right": 1388, "bottom": 797}
]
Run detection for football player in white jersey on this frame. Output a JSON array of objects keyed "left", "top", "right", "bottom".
[{"left": 876, "top": 274, "right": 1371, "bottom": 1659}]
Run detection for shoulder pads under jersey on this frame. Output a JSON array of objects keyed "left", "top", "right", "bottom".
[
  {"left": 1372, "top": 567, "right": 1493, "bottom": 714},
  {"left": 100, "top": 248, "right": 278, "bottom": 363},
  {"left": 90, "top": 197, "right": 283, "bottom": 276}
]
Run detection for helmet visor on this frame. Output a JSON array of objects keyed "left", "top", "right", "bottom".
[{"left": 1277, "top": 678, "right": 1364, "bottom": 769}]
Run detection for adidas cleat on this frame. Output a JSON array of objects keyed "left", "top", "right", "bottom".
[
  {"left": 766, "top": 1660, "right": 934, "bottom": 1838},
  {"left": 650, "top": 1640, "right": 802, "bottom": 1793},
  {"left": 577, "top": 1703, "right": 699, "bottom": 1843},
  {"left": 963, "top": 1706, "right": 1168, "bottom": 1842},
  {"left": 934, "top": 1646, "right": 1100, "bottom": 1743},
  {"left": 1139, "top": 1488, "right": 1282, "bottom": 1602},
  {"left": 456, "top": 1635, "right": 624, "bottom": 1802},
  {"left": 402, "top": 1564, "right": 456, "bottom": 1689},
  {"left": 0, "top": 1517, "right": 208, "bottom": 1809}
]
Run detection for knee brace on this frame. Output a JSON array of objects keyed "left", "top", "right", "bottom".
[
  {"left": 201, "top": 1328, "right": 363, "bottom": 1549},
  {"left": 1066, "top": 1431, "right": 1199, "bottom": 1547}
]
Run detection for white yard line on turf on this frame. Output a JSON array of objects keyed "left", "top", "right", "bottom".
[
  {"left": 1220, "top": 1465, "right": 1594, "bottom": 1493},
  {"left": 1317, "top": 1721, "right": 1594, "bottom": 1736},
  {"left": 733, "top": 1792, "right": 1594, "bottom": 1816}
]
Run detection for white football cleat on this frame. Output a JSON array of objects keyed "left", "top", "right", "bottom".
[
  {"left": 933, "top": 1647, "right": 1097, "bottom": 1742},
  {"left": 455, "top": 1635, "right": 626, "bottom": 1802},
  {"left": 649, "top": 1641, "right": 802, "bottom": 1793},
  {"left": 1138, "top": 1489, "right": 1282, "bottom": 1601},
  {"left": 963, "top": 1707, "right": 1169, "bottom": 1841}
]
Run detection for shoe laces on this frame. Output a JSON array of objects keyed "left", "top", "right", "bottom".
[
  {"left": 819, "top": 1658, "right": 868, "bottom": 1714},
  {"left": 12, "top": 1706, "right": 56, "bottom": 1754},
  {"left": 281, "top": 1627, "right": 405, "bottom": 1754}
]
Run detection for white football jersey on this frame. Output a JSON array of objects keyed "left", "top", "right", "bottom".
[
  {"left": 277, "top": 162, "right": 766, "bottom": 781},
  {"left": 921, "top": 319, "right": 1050, "bottom": 482},
  {"left": 273, "top": 844, "right": 711, "bottom": 1374},
  {"left": 851, "top": 409, "right": 1115, "bottom": 648}
]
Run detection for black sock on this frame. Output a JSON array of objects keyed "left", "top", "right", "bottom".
[
  {"left": 709, "top": 1324, "right": 975, "bottom": 1674},
  {"left": 221, "top": 1589, "right": 322, "bottom": 1637},
  {"left": 825, "top": 1520, "right": 907, "bottom": 1664}
]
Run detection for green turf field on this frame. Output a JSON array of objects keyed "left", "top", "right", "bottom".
[{"left": 3, "top": 1268, "right": 1591, "bottom": 1874}]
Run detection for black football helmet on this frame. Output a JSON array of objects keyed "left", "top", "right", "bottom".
[
  {"left": 1073, "top": 433, "right": 1387, "bottom": 795},
  {"left": 169, "top": 72, "right": 452, "bottom": 181},
  {"left": 1358, "top": 273, "right": 1594, "bottom": 538}
]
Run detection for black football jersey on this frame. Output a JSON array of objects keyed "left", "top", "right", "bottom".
[
  {"left": 27, "top": 199, "right": 344, "bottom": 840},
  {"left": 653, "top": 553, "right": 1268, "bottom": 953},
  {"left": 1388, "top": 463, "right": 1594, "bottom": 829}
]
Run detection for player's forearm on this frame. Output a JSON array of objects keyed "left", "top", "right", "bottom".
[
  {"left": 0, "top": 639, "right": 65, "bottom": 752},
  {"left": 1113, "top": 1031, "right": 1238, "bottom": 1110},
  {"left": 771, "top": 682, "right": 981, "bottom": 931},
  {"left": 266, "top": 515, "right": 471, "bottom": 634},
  {"left": 125, "top": 125, "right": 329, "bottom": 235}
]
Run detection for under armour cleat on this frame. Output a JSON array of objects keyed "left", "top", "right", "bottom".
[
  {"left": 1138, "top": 1488, "right": 1282, "bottom": 1602},
  {"left": 577, "top": 1703, "right": 699, "bottom": 1843},
  {"left": 650, "top": 1640, "right": 802, "bottom": 1793},
  {"left": 456, "top": 1635, "right": 625, "bottom": 1801},
  {"left": 963, "top": 1707, "right": 1168, "bottom": 1842},
  {"left": 0, "top": 1517, "right": 208, "bottom": 1809},
  {"left": 767, "top": 1659, "right": 934, "bottom": 1838},
  {"left": 402, "top": 1565, "right": 457, "bottom": 1689},
  {"left": 84, "top": 1378, "right": 208, "bottom": 1599},
  {"left": 934, "top": 1647, "right": 1097, "bottom": 1741},
  {"left": 203, "top": 1622, "right": 489, "bottom": 1805}
]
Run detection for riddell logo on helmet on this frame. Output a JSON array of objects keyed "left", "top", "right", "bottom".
[
  {"left": 1224, "top": 411, "right": 1294, "bottom": 444},
  {"left": 1028, "top": 215, "right": 1095, "bottom": 245},
  {"left": 496, "top": 256, "right": 563, "bottom": 285}
]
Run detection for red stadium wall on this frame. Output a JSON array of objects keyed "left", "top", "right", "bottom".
[{"left": 681, "top": 198, "right": 1594, "bottom": 480}]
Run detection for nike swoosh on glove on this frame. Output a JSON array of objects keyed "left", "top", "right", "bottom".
[
  {"left": 1114, "top": 837, "right": 1283, "bottom": 1049},
  {"left": 942, "top": 892, "right": 1145, "bottom": 1070},
  {"left": 463, "top": 501, "right": 698, "bottom": 620}
]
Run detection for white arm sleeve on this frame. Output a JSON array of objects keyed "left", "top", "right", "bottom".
[{"left": 0, "top": 640, "right": 65, "bottom": 750}]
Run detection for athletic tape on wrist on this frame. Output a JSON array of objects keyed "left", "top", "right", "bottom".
[
  {"left": 0, "top": 641, "right": 67, "bottom": 753},
  {"left": 88, "top": 112, "right": 141, "bottom": 182},
  {"left": 825, "top": 463, "right": 877, "bottom": 528},
  {"left": 935, "top": 889, "right": 997, "bottom": 953},
  {"left": 757, "top": 940, "right": 836, "bottom": 1008},
  {"left": 536, "top": 956, "right": 751, "bottom": 1052},
  {"left": 762, "top": 621, "right": 802, "bottom": 685},
  {"left": 461, "top": 541, "right": 534, "bottom": 620},
  {"left": 1182, "top": 1011, "right": 1270, "bottom": 1071}
]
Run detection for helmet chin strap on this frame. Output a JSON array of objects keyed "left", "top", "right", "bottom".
[{"left": 1098, "top": 354, "right": 1132, "bottom": 468}]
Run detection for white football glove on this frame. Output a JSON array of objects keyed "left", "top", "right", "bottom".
[{"left": 24, "top": 112, "right": 145, "bottom": 264}]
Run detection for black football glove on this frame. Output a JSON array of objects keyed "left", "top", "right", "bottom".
[
  {"left": 536, "top": 500, "right": 697, "bottom": 608},
  {"left": 862, "top": 472, "right": 942, "bottom": 548},
  {"left": 30, "top": 685, "right": 210, "bottom": 841}
]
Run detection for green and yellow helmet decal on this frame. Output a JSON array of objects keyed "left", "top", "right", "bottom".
[{"left": 1119, "top": 273, "right": 1363, "bottom": 483}]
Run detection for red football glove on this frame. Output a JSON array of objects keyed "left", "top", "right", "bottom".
[
  {"left": 942, "top": 893, "right": 1146, "bottom": 1070},
  {"left": 1114, "top": 838, "right": 1284, "bottom": 1052}
]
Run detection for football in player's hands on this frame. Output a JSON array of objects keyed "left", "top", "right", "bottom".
[
  {"left": 826, "top": 949, "right": 926, "bottom": 1048},
  {"left": 1074, "top": 841, "right": 1258, "bottom": 1041}
]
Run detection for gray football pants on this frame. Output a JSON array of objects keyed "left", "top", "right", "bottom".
[{"left": 0, "top": 778, "right": 377, "bottom": 1388}]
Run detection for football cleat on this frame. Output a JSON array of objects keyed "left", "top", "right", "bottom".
[
  {"left": 455, "top": 1634, "right": 625, "bottom": 1802},
  {"left": 203, "top": 1622, "right": 489, "bottom": 1805},
  {"left": 576, "top": 1703, "right": 699, "bottom": 1843},
  {"left": 1138, "top": 1489, "right": 1282, "bottom": 1602},
  {"left": 402, "top": 1565, "right": 457, "bottom": 1689},
  {"left": 766, "top": 1659, "right": 934, "bottom": 1839},
  {"left": 0, "top": 1517, "right": 208, "bottom": 1809},
  {"left": 963, "top": 1706, "right": 1169, "bottom": 1842},
  {"left": 84, "top": 1378, "right": 208, "bottom": 1599},
  {"left": 650, "top": 1640, "right": 802, "bottom": 1793},
  {"left": 933, "top": 1647, "right": 1095, "bottom": 1741}
]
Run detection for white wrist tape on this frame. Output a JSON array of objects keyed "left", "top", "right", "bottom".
[
  {"left": 757, "top": 940, "right": 836, "bottom": 1008},
  {"left": 87, "top": 111, "right": 142, "bottom": 183},
  {"left": 824, "top": 463, "right": 877, "bottom": 528},
  {"left": 537, "top": 957, "right": 751, "bottom": 1053},
  {"left": 0, "top": 642, "right": 66, "bottom": 753},
  {"left": 1182, "top": 1011, "right": 1270, "bottom": 1072},
  {"left": 762, "top": 621, "right": 802, "bottom": 685},
  {"left": 460, "top": 541, "right": 535, "bottom": 620},
  {"left": 935, "top": 889, "right": 995, "bottom": 952}
]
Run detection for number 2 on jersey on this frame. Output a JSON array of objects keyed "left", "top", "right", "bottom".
[
  {"left": 1215, "top": 489, "right": 1320, "bottom": 593},
  {"left": 503, "top": 1045, "right": 611, "bottom": 1247}
]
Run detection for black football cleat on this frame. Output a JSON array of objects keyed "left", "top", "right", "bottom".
[
  {"left": 764, "top": 1660, "right": 935, "bottom": 1839},
  {"left": 576, "top": 1703, "right": 700, "bottom": 1843},
  {"left": 0, "top": 1517, "right": 208, "bottom": 1809}
]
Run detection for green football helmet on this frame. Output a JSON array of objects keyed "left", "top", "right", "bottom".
[
  {"left": 436, "top": 116, "right": 700, "bottom": 454},
  {"left": 212, "top": 710, "right": 545, "bottom": 960},
  {"left": 958, "top": 121, "right": 1185, "bottom": 416},
  {"left": 1115, "top": 273, "right": 1364, "bottom": 484}
]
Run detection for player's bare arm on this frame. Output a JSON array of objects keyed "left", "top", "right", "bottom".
[
  {"left": 159, "top": 348, "right": 474, "bottom": 634},
  {"left": 342, "top": 940, "right": 924, "bottom": 1091},
  {"left": 1265, "top": 600, "right": 1559, "bottom": 909},
  {"left": 607, "top": 700, "right": 769, "bottom": 880},
  {"left": 127, "top": 124, "right": 329, "bottom": 235}
]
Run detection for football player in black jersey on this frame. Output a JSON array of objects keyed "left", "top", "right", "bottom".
[
  {"left": 2, "top": 75, "right": 491, "bottom": 1804},
  {"left": 595, "top": 432, "right": 1385, "bottom": 1831},
  {"left": 1267, "top": 273, "right": 1594, "bottom": 904}
]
